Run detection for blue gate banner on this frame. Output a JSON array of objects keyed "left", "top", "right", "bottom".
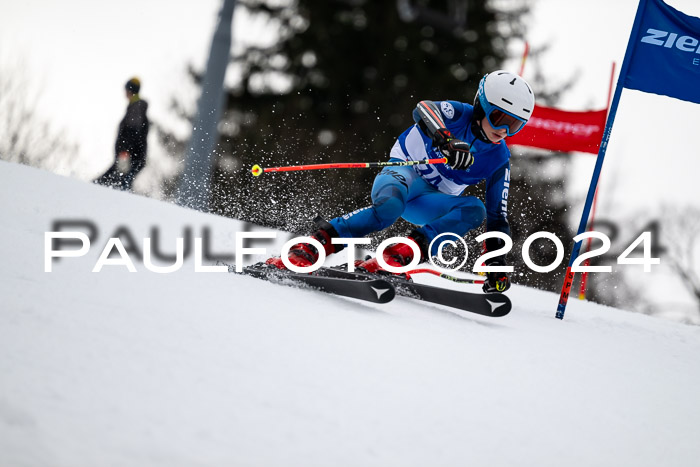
[{"left": 624, "top": 0, "right": 700, "bottom": 104}]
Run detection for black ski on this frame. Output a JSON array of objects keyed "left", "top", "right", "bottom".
[
  {"left": 314, "top": 267, "right": 511, "bottom": 317},
  {"left": 230, "top": 263, "right": 396, "bottom": 304}
]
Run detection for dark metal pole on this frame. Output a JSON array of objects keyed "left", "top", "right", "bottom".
[{"left": 176, "top": 0, "right": 236, "bottom": 211}]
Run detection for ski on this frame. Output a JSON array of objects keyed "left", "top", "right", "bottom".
[
  {"left": 229, "top": 262, "right": 396, "bottom": 304},
  {"left": 314, "top": 266, "right": 511, "bottom": 317}
]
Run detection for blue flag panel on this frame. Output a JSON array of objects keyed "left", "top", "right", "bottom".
[{"left": 624, "top": 0, "right": 700, "bottom": 104}]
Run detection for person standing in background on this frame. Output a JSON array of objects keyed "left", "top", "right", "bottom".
[{"left": 95, "top": 77, "right": 149, "bottom": 191}]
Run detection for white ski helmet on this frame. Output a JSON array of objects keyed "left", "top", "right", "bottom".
[{"left": 474, "top": 70, "right": 535, "bottom": 136}]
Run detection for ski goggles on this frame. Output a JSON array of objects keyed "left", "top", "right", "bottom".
[{"left": 485, "top": 107, "right": 528, "bottom": 136}]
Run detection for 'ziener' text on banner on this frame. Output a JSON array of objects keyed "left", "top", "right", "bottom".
[
  {"left": 507, "top": 104, "right": 608, "bottom": 155},
  {"left": 624, "top": 0, "right": 700, "bottom": 103}
]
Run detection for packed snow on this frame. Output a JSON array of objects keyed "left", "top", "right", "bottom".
[{"left": 1, "top": 160, "right": 699, "bottom": 467}]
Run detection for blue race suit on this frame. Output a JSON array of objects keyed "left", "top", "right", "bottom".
[{"left": 329, "top": 100, "right": 511, "bottom": 256}]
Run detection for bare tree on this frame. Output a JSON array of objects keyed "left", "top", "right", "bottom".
[
  {"left": 662, "top": 205, "right": 700, "bottom": 318},
  {"left": 0, "top": 58, "right": 79, "bottom": 173}
]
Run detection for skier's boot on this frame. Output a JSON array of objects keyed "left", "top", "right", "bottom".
[
  {"left": 481, "top": 236, "right": 511, "bottom": 293},
  {"left": 357, "top": 230, "right": 428, "bottom": 275},
  {"left": 266, "top": 217, "right": 344, "bottom": 270}
]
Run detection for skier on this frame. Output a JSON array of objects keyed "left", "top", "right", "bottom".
[
  {"left": 268, "top": 70, "right": 535, "bottom": 293},
  {"left": 95, "top": 77, "right": 150, "bottom": 191}
]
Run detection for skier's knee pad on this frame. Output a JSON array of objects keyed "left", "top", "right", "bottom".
[
  {"left": 373, "top": 186, "right": 406, "bottom": 229},
  {"left": 463, "top": 201, "right": 487, "bottom": 225},
  {"left": 447, "top": 199, "right": 486, "bottom": 234}
]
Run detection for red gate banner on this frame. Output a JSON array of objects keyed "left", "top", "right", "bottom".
[{"left": 508, "top": 104, "right": 608, "bottom": 154}]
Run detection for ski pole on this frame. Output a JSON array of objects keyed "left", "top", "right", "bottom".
[
  {"left": 251, "top": 158, "right": 447, "bottom": 176},
  {"left": 404, "top": 268, "right": 484, "bottom": 284}
]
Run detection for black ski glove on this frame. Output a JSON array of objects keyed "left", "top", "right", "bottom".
[{"left": 433, "top": 128, "right": 474, "bottom": 170}]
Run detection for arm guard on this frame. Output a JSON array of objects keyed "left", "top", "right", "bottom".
[{"left": 413, "top": 100, "right": 446, "bottom": 138}]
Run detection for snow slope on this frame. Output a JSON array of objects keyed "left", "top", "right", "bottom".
[{"left": 1, "top": 160, "right": 699, "bottom": 467}]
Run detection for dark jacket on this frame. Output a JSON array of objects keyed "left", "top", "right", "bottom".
[{"left": 115, "top": 97, "right": 149, "bottom": 158}]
